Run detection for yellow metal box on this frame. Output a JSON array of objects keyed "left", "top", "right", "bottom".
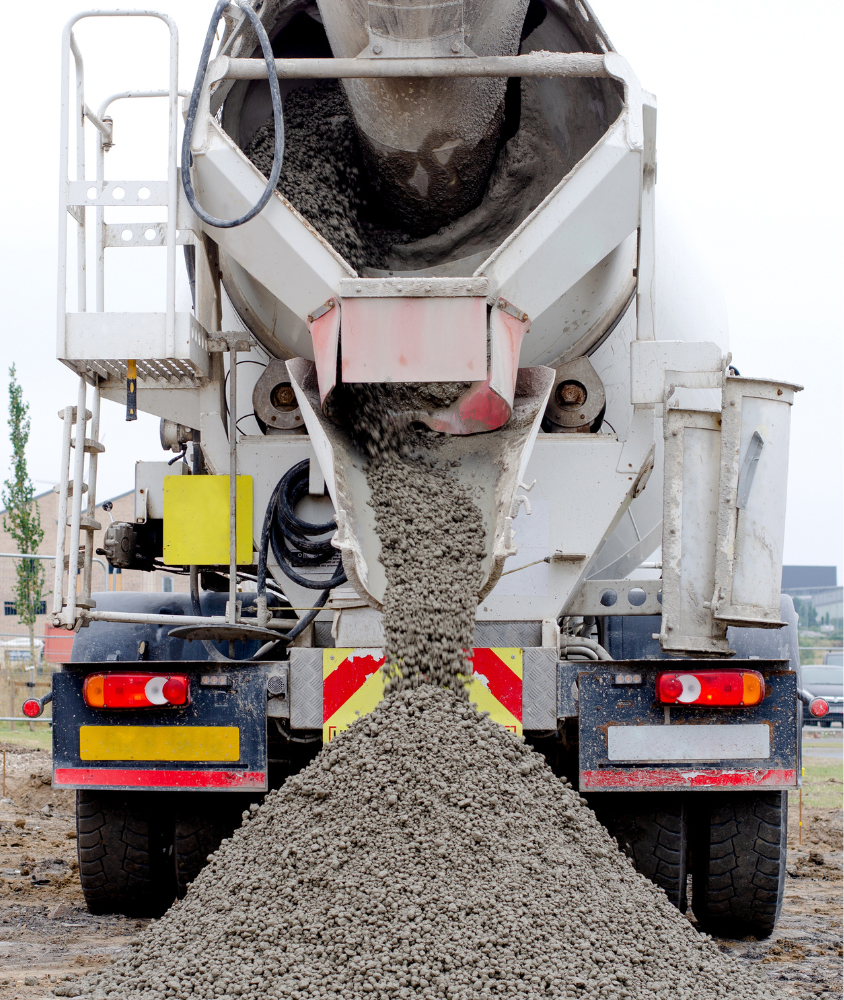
[{"left": 163, "top": 475, "right": 253, "bottom": 565}]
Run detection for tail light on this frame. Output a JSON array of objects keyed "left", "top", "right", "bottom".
[
  {"left": 83, "top": 673, "right": 190, "bottom": 709},
  {"left": 809, "top": 697, "right": 829, "bottom": 718},
  {"left": 657, "top": 669, "right": 764, "bottom": 707},
  {"left": 22, "top": 699, "right": 43, "bottom": 718}
]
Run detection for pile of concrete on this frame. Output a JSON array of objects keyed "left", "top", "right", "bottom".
[
  {"left": 245, "top": 82, "right": 409, "bottom": 272},
  {"left": 73, "top": 686, "right": 769, "bottom": 1000}
]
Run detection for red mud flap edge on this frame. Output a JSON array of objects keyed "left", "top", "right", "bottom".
[
  {"left": 581, "top": 768, "right": 798, "bottom": 791},
  {"left": 53, "top": 768, "right": 267, "bottom": 791}
]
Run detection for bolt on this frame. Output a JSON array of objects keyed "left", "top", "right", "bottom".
[
  {"left": 271, "top": 383, "right": 297, "bottom": 412},
  {"left": 451, "top": 41, "right": 461, "bottom": 53},
  {"left": 372, "top": 44, "right": 382, "bottom": 54},
  {"left": 555, "top": 381, "right": 587, "bottom": 409}
]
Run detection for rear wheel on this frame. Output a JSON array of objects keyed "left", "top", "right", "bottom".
[
  {"left": 591, "top": 792, "right": 688, "bottom": 910},
  {"left": 76, "top": 791, "right": 176, "bottom": 917},
  {"left": 174, "top": 794, "right": 251, "bottom": 897},
  {"left": 691, "top": 791, "right": 787, "bottom": 939}
]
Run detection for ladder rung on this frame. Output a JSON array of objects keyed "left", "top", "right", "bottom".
[
  {"left": 58, "top": 406, "right": 92, "bottom": 424},
  {"left": 70, "top": 438, "right": 106, "bottom": 454},
  {"left": 66, "top": 516, "right": 102, "bottom": 532},
  {"left": 53, "top": 483, "right": 88, "bottom": 497},
  {"left": 63, "top": 551, "right": 86, "bottom": 571}
]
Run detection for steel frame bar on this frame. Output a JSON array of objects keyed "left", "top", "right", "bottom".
[{"left": 220, "top": 51, "right": 610, "bottom": 80}]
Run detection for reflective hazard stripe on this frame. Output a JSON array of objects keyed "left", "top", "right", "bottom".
[
  {"left": 581, "top": 768, "right": 798, "bottom": 790},
  {"left": 322, "top": 648, "right": 524, "bottom": 742},
  {"left": 53, "top": 768, "right": 266, "bottom": 789},
  {"left": 467, "top": 648, "right": 523, "bottom": 734},
  {"left": 323, "top": 648, "right": 385, "bottom": 742}
]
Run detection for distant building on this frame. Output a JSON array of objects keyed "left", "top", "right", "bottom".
[
  {"left": 782, "top": 566, "right": 838, "bottom": 589},
  {"left": 782, "top": 565, "right": 842, "bottom": 628},
  {"left": 1, "top": 488, "right": 188, "bottom": 643}
]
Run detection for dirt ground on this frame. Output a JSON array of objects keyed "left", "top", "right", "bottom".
[{"left": 0, "top": 743, "right": 838, "bottom": 1000}]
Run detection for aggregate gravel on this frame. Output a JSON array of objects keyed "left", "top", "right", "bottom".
[{"left": 71, "top": 686, "right": 771, "bottom": 1000}]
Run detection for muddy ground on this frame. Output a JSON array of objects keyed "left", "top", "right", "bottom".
[{"left": 0, "top": 743, "right": 838, "bottom": 1000}]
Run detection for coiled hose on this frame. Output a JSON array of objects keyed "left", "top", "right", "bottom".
[
  {"left": 181, "top": 0, "right": 284, "bottom": 229},
  {"left": 258, "top": 459, "right": 347, "bottom": 593}
]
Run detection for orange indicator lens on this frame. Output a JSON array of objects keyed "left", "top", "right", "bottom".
[{"left": 657, "top": 669, "right": 765, "bottom": 707}]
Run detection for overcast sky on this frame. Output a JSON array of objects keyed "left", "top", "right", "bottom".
[{"left": 1, "top": 0, "right": 841, "bottom": 579}]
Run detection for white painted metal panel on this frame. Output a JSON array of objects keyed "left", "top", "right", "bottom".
[
  {"left": 731, "top": 396, "right": 790, "bottom": 610},
  {"left": 660, "top": 410, "right": 729, "bottom": 654},
  {"left": 479, "top": 124, "right": 640, "bottom": 325},
  {"left": 630, "top": 340, "right": 723, "bottom": 405},
  {"left": 62, "top": 312, "right": 210, "bottom": 379},
  {"left": 607, "top": 724, "right": 770, "bottom": 762},
  {"left": 713, "top": 377, "right": 801, "bottom": 628},
  {"left": 478, "top": 434, "right": 637, "bottom": 621},
  {"left": 519, "top": 234, "right": 637, "bottom": 369},
  {"left": 191, "top": 119, "right": 354, "bottom": 325}
]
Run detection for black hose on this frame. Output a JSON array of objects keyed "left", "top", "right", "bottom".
[
  {"left": 258, "top": 459, "right": 347, "bottom": 592},
  {"left": 181, "top": 0, "right": 284, "bottom": 229},
  {"left": 188, "top": 563, "right": 331, "bottom": 664}
]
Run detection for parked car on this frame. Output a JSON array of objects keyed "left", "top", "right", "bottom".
[{"left": 803, "top": 657, "right": 844, "bottom": 726}]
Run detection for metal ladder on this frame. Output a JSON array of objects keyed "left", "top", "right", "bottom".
[{"left": 53, "top": 378, "right": 104, "bottom": 630}]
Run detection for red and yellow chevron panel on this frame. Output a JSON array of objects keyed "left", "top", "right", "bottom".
[
  {"left": 322, "top": 647, "right": 523, "bottom": 741},
  {"left": 465, "top": 647, "right": 523, "bottom": 735},
  {"left": 323, "top": 648, "right": 386, "bottom": 742}
]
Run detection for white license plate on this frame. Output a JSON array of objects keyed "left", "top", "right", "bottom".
[{"left": 607, "top": 724, "right": 770, "bottom": 762}]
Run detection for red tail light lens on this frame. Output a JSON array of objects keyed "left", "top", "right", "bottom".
[
  {"left": 809, "top": 697, "right": 829, "bottom": 718},
  {"left": 83, "top": 673, "right": 190, "bottom": 709},
  {"left": 22, "top": 699, "right": 43, "bottom": 718},
  {"left": 657, "top": 670, "right": 765, "bottom": 707}
]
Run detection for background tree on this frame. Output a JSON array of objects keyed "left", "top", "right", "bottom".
[{"left": 1, "top": 366, "right": 45, "bottom": 670}]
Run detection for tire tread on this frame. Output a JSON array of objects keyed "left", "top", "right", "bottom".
[
  {"left": 76, "top": 790, "right": 175, "bottom": 917},
  {"left": 692, "top": 791, "right": 787, "bottom": 938}
]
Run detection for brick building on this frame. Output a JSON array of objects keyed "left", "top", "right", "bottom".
[{"left": 1, "top": 488, "right": 188, "bottom": 654}]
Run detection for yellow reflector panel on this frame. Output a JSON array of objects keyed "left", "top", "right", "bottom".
[
  {"left": 79, "top": 726, "right": 240, "bottom": 762},
  {"left": 163, "top": 475, "right": 253, "bottom": 565}
]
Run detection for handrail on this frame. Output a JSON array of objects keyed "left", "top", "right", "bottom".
[
  {"left": 58, "top": 9, "right": 180, "bottom": 357},
  {"left": 219, "top": 51, "right": 610, "bottom": 80},
  {"left": 211, "top": 49, "right": 644, "bottom": 148}
]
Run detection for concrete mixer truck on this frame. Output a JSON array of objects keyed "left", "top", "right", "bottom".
[{"left": 39, "top": 0, "right": 820, "bottom": 936}]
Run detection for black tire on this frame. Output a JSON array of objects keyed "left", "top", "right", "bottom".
[
  {"left": 691, "top": 790, "right": 787, "bottom": 939},
  {"left": 591, "top": 792, "right": 688, "bottom": 910},
  {"left": 76, "top": 790, "right": 176, "bottom": 918},
  {"left": 174, "top": 795, "right": 250, "bottom": 897}
]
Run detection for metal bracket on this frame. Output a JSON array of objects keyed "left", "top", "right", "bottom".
[
  {"left": 206, "top": 332, "right": 256, "bottom": 353},
  {"left": 566, "top": 579, "right": 663, "bottom": 616}
]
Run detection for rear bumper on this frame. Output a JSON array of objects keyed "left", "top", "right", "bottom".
[
  {"left": 52, "top": 664, "right": 269, "bottom": 792},
  {"left": 578, "top": 660, "right": 799, "bottom": 792},
  {"left": 50, "top": 654, "right": 800, "bottom": 795}
]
